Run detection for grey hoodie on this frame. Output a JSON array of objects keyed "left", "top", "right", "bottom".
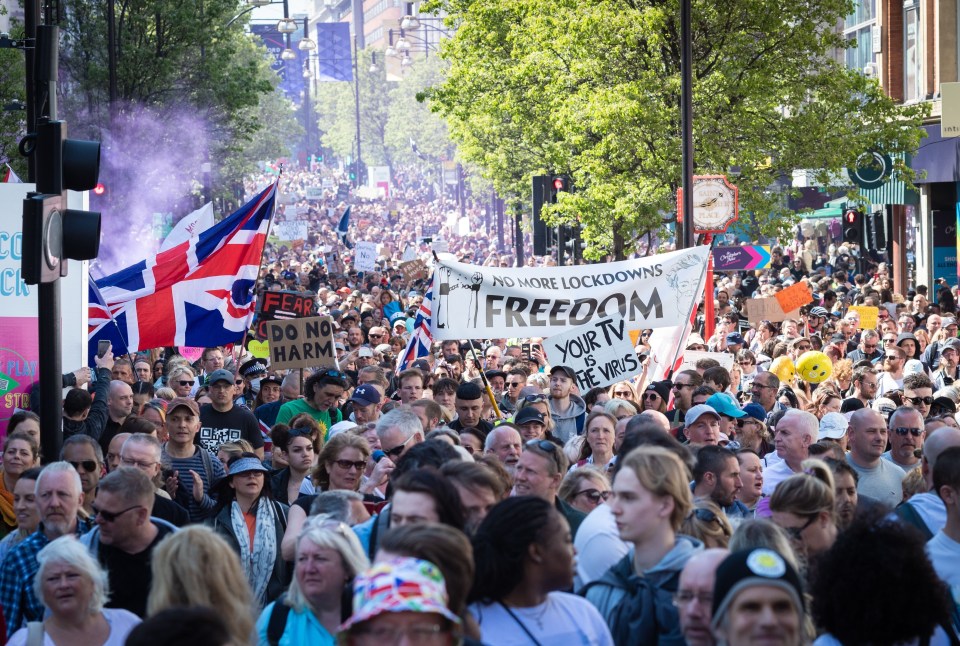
[
  {"left": 581, "top": 535, "right": 703, "bottom": 645},
  {"left": 549, "top": 394, "right": 587, "bottom": 443}
]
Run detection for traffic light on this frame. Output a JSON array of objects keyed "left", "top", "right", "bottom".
[
  {"left": 842, "top": 208, "right": 862, "bottom": 245},
  {"left": 865, "top": 211, "right": 887, "bottom": 249},
  {"left": 532, "top": 175, "right": 554, "bottom": 256},
  {"left": 22, "top": 119, "right": 101, "bottom": 284},
  {"left": 552, "top": 176, "right": 570, "bottom": 193}
]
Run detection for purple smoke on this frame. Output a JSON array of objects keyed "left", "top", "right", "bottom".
[{"left": 88, "top": 104, "right": 209, "bottom": 277}]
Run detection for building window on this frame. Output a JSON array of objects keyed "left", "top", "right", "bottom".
[
  {"left": 903, "top": 0, "right": 922, "bottom": 101},
  {"left": 843, "top": 0, "right": 877, "bottom": 74}
]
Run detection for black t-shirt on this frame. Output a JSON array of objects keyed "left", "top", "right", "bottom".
[
  {"left": 198, "top": 404, "right": 264, "bottom": 453},
  {"left": 152, "top": 492, "right": 189, "bottom": 527},
  {"left": 100, "top": 522, "right": 176, "bottom": 617}
]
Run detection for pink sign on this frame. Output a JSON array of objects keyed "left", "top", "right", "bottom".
[{"left": 0, "top": 318, "right": 39, "bottom": 436}]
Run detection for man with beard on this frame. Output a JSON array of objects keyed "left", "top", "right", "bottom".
[
  {"left": 882, "top": 406, "right": 925, "bottom": 473},
  {"left": 547, "top": 365, "right": 587, "bottom": 443},
  {"left": 484, "top": 425, "right": 522, "bottom": 474},
  {"left": 693, "top": 446, "right": 748, "bottom": 520}
]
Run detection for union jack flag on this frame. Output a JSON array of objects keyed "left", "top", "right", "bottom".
[
  {"left": 396, "top": 278, "right": 434, "bottom": 374},
  {"left": 88, "top": 183, "right": 277, "bottom": 360}
]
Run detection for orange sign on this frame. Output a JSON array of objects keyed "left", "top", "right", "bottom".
[{"left": 775, "top": 282, "right": 814, "bottom": 314}]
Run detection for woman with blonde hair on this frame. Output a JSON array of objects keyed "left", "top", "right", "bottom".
[
  {"left": 256, "top": 515, "right": 369, "bottom": 645},
  {"left": 515, "top": 394, "right": 556, "bottom": 436},
  {"left": 602, "top": 398, "right": 638, "bottom": 422},
  {"left": 309, "top": 432, "right": 371, "bottom": 495},
  {"left": 167, "top": 365, "right": 196, "bottom": 398},
  {"left": 607, "top": 381, "right": 638, "bottom": 407},
  {"left": 827, "top": 358, "right": 854, "bottom": 395},
  {"left": 148, "top": 526, "right": 255, "bottom": 645},
  {"left": 583, "top": 447, "right": 701, "bottom": 643},
  {"left": 558, "top": 466, "right": 611, "bottom": 515},
  {"left": 769, "top": 458, "right": 838, "bottom": 572},
  {"left": 806, "top": 388, "right": 842, "bottom": 420},
  {"left": 679, "top": 500, "right": 732, "bottom": 548}
]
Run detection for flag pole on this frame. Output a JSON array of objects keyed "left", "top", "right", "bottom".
[{"left": 233, "top": 172, "right": 283, "bottom": 366}]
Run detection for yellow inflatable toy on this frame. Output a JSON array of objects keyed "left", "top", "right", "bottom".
[
  {"left": 769, "top": 356, "right": 796, "bottom": 383},
  {"left": 796, "top": 351, "right": 833, "bottom": 384}
]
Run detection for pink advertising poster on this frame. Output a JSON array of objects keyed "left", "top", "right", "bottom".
[{"left": 0, "top": 318, "right": 39, "bottom": 437}]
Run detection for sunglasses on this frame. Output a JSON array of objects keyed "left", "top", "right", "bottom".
[
  {"left": 893, "top": 427, "right": 924, "bottom": 437},
  {"left": 884, "top": 355, "right": 900, "bottom": 360},
  {"left": 93, "top": 504, "right": 142, "bottom": 523},
  {"left": 320, "top": 369, "right": 348, "bottom": 380},
  {"left": 907, "top": 396, "right": 935, "bottom": 406},
  {"left": 643, "top": 393, "right": 662, "bottom": 401},
  {"left": 69, "top": 460, "right": 99, "bottom": 473},
  {"left": 795, "top": 345, "right": 811, "bottom": 351},
  {"left": 575, "top": 488, "right": 612, "bottom": 504},
  {"left": 673, "top": 383, "right": 693, "bottom": 390},
  {"left": 333, "top": 459, "right": 367, "bottom": 471},
  {"left": 384, "top": 434, "right": 415, "bottom": 458},
  {"left": 177, "top": 380, "right": 193, "bottom": 387},
  {"left": 783, "top": 514, "right": 818, "bottom": 542},
  {"left": 523, "top": 394, "right": 548, "bottom": 403},
  {"left": 614, "top": 391, "right": 633, "bottom": 397},
  {"left": 687, "top": 345, "right": 706, "bottom": 351}
]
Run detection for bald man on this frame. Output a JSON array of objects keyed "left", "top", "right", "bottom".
[
  {"left": 847, "top": 408, "right": 905, "bottom": 509},
  {"left": 677, "top": 549, "right": 730, "bottom": 646}
]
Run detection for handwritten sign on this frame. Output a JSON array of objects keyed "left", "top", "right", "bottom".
[
  {"left": 745, "top": 298, "right": 800, "bottom": 324},
  {"left": 256, "top": 290, "right": 315, "bottom": 340},
  {"left": 774, "top": 282, "right": 814, "bottom": 314},
  {"left": 266, "top": 316, "right": 337, "bottom": 371},
  {"left": 848, "top": 305, "right": 879, "bottom": 330},
  {"left": 679, "top": 350, "right": 735, "bottom": 373},
  {"left": 399, "top": 259, "right": 428, "bottom": 283},
  {"left": 543, "top": 314, "right": 642, "bottom": 391},
  {"left": 354, "top": 241, "right": 378, "bottom": 272}
]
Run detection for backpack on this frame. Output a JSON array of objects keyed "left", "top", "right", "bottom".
[{"left": 266, "top": 594, "right": 291, "bottom": 646}]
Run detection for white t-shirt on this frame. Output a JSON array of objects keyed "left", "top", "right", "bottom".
[
  {"left": 7, "top": 608, "right": 141, "bottom": 646},
  {"left": 761, "top": 457, "right": 797, "bottom": 496},
  {"left": 573, "top": 503, "right": 628, "bottom": 589},
  {"left": 469, "top": 592, "right": 614, "bottom": 646},
  {"left": 927, "top": 530, "right": 960, "bottom": 611}
]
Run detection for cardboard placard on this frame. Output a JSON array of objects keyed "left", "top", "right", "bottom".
[
  {"left": 745, "top": 298, "right": 799, "bottom": 323},
  {"left": 354, "top": 241, "right": 378, "bottom": 272},
  {"left": 775, "top": 282, "right": 814, "bottom": 313},
  {"left": 679, "top": 350, "right": 735, "bottom": 373},
  {"left": 266, "top": 316, "right": 337, "bottom": 371},
  {"left": 543, "top": 314, "right": 642, "bottom": 391},
  {"left": 305, "top": 186, "right": 324, "bottom": 200},
  {"left": 256, "top": 290, "right": 316, "bottom": 340},
  {"left": 399, "top": 259, "right": 428, "bottom": 283},
  {"left": 848, "top": 305, "right": 879, "bottom": 330}
]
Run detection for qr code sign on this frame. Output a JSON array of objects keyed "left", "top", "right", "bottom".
[{"left": 199, "top": 427, "right": 241, "bottom": 452}]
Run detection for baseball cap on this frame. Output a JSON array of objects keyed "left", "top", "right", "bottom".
[
  {"left": 260, "top": 375, "right": 283, "bottom": 388},
  {"left": 818, "top": 412, "right": 849, "bottom": 440},
  {"left": 205, "top": 369, "right": 234, "bottom": 386},
  {"left": 485, "top": 369, "right": 507, "bottom": 381},
  {"left": 871, "top": 397, "right": 897, "bottom": 419},
  {"left": 515, "top": 407, "right": 546, "bottom": 426},
  {"left": 350, "top": 384, "right": 382, "bottom": 407},
  {"left": 830, "top": 333, "right": 847, "bottom": 344},
  {"left": 741, "top": 402, "right": 767, "bottom": 423},
  {"left": 725, "top": 332, "right": 745, "bottom": 346},
  {"left": 358, "top": 346, "right": 375, "bottom": 358},
  {"left": 943, "top": 338, "right": 960, "bottom": 353},
  {"left": 340, "top": 558, "right": 460, "bottom": 632},
  {"left": 686, "top": 334, "right": 707, "bottom": 348},
  {"left": 943, "top": 317, "right": 958, "bottom": 328},
  {"left": 711, "top": 549, "right": 804, "bottom": 630},
  {"left": 684, "top": 404, "right": 721, "bottom": 427},
  {"left": 550, "top": 365, "right": 576, "bottom": 381},
  {"left": 706, "top": 392, "right": 746, "bottom": 419},
  {"left": 167, "top": 397, "right": 199, "bottom": 418}
]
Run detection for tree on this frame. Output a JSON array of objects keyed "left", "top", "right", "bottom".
[
  {"left": 423, "top": 0, "right": 928, "bottom": 258},
  {"left": 385, "top": 56, "right": 453, "bottom": 166},
  {"left": 0, "top": 8, "right": 27, "bottom": 179}
]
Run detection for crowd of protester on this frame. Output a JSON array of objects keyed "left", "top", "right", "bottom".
[{"left": 4, "top": 164, "right": 960, "bottom": 645}]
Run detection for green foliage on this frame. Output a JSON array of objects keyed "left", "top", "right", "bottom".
[
  {"left": 423, "top": 0, "right": 929, "bottom": 258},
  {"left": 0, "top": 9, "right": 27, "bottom": 178}
]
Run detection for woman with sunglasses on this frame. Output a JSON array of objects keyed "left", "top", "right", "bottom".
[
  {"left": 559, "top": 466, "right": 612, "bottom": 515},
  {"left": 210, "top": 453, "right": 291, "bottom": 606},
  {"left": 679, "top": 500, "right": 732, "bottom": 548},
  {"left": 607, "top": 381, "right": 638, "bottom": 407},
  {"left": 583, "top": 447, "right": 701, "bottom": 644},
  {"left": 768, "top": 458, "right": 838, "bottom": 578},
  {"left": 168, "top": 366, "right": 196, "bottom": 398},
  {"left": 572, "top": 411, "right": 618, "bottom": 473}
]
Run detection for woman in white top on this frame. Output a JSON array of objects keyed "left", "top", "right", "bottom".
[
  {"left": 7, "top": 536, "right": 140, "bottom": 645},
  {"left": 468, "top": 496, "right": 613, "bottom": 646}
]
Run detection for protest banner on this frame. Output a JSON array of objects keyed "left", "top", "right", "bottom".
[
  {"left": 255, "top": 290, "right": 315, "bottom": 340},
  {"left": 543, "top": 314, "right": 642, "bottom": 391},
  {"left": 745, "top": 297, "right": 799, "bottom": 323},
  {"left": 272, "top": 221, "right": 309, "bottom": 243},
  {"left": 305, "top": 186, "right": 324, "bottom": 200},
  {"left": 354, "top": 241, "right": 378, "bottom": 272},
  {"left": 679, "top": 350, "right": 734, "bottom": 373},
  {"left": 399, "top": 259, "right": 429, "bottom": 283},
  {"left": 430, "top": 246, "right": 710, "bottom": 339},
  {"left": 775, "top": 281, "right": 814, "bottom": 313},
  {"left": 266, "top": 316, "right": 337, "bottom": 371},
  {"left": 848, "top": 305, "right": 879, "bottom": 330}
]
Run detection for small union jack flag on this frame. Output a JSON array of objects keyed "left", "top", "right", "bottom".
[{"left": 396, "top": 278, "right": 434, "bottom": 374}]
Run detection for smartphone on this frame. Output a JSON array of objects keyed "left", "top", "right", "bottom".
[
  {"left": 97, "top": 340, "right": 111, "bottom": 358},
  {"left": 521, "top": 342, "right": 532, "bottom": 357}
]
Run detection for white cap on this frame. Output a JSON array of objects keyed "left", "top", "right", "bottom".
[{"left": 819, "top": 412, "right": 848, "bottom": 440}]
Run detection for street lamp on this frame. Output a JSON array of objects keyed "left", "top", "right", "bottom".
[
  {"left": 277, "top": 17, "right": 298, "bottom": 33},
  {"left": 400, "top": 2, "right": 420, "bottom": 29}
]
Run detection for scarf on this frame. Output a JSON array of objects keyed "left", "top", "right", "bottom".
[
  {"left": 231, "top": 498, "right": 278, "bottom": 604},
  {"left": 0, "top": 471, "right": 16, "bottom": 533}
]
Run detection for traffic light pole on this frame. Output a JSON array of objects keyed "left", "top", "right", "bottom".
[{"left": 679, "top": 0, "right": 695, "bottom": 251}]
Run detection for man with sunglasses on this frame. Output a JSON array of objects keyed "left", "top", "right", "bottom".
[
  {"left": 199, "top": 369, "right": 264, "bottom": 459},
  {"left": 848, "top": 367, "right": 879, "bottom": 408},
  {"left": 499, "top": 368, "right": 527, "bottom": 414},
  {"left": 667, "top": 370, "right": 703, "bottom": 430},
  {"left": 877, "top": 346, "right": 906, "bottom": 397},
  {"left": 847, "top": 329, "right": 882, "bottom": 364},
  {"left": 512, "top": 439, "right": 586, "bottom": 538},
  {"left": 882, "top": 407, "right": 925, "bottom": 473},
  {"left": 846, "top": 408, "right": 906, "bottom": 509},
  {"left": 82, "top": 467, "right": 177, "bottom": 618},
  {"left": 932, "top": 338, "right": 960, "bottom": 390},
  {"left": 903, "top": 372, "right": 935, "bottom": 420},
  {"left": 61, "top": 435, "right": 105, "bottom": 518}
]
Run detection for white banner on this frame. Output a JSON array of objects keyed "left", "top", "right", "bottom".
[
  {"left": 430, "top": 246, "right": 710, "bottom": 339},
  {"left": 305, "top": 186, "right": 324, "bottom": 200},
  {"left": 159, "top": 202, "right": 214, "bottom": 252},
  {"left": 354, "top": 241, "right": 378, "bottom": 272},
  {"left": 544, "top": 314, "right": 642, "bottom": 391},
  {"left": 272, "top": 221, "right": 309, "bottom": 242}
]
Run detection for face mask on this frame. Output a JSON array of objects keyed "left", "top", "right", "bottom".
[{"left": 250, "top": 378, "right": 262, "bottom": 394}]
